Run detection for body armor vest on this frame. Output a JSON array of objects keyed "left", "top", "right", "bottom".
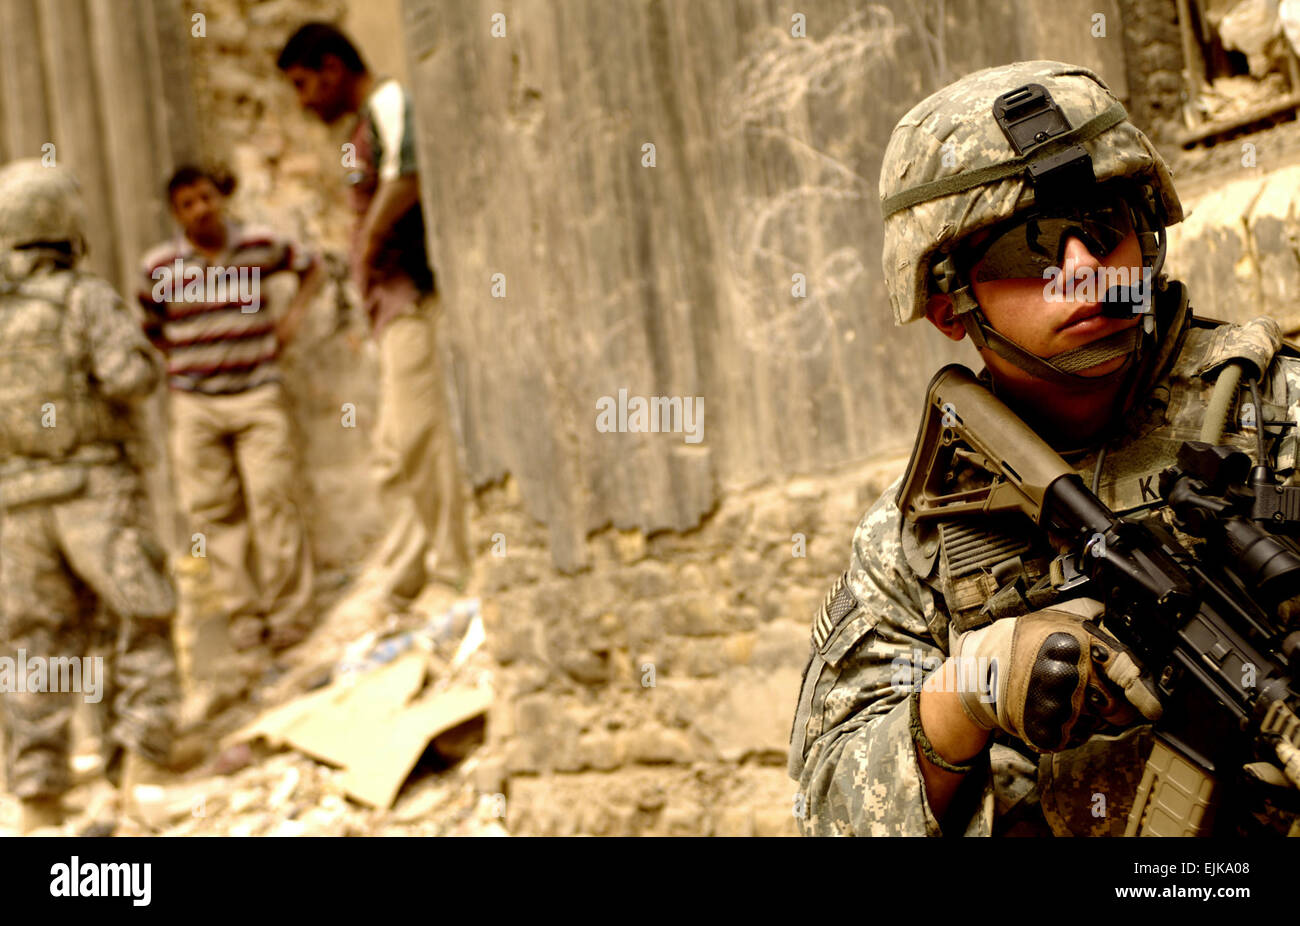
[
  {"left": 902, "top": 312, "right": 1300, "bottom": 836},
  {"left": 0, "top": 271, "right": 124, "bottom": 460},
  {"left": 911, "top": 317, "right": 1291, "bottom": 642}
]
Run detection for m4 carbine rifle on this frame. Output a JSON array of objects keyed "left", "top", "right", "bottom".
[{"left": 898, "top": 364, "right": 1300, "bottom": 836}]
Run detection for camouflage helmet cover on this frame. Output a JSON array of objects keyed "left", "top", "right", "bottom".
[
  {"left": 0, "top": 158, "right": 88, "bottom": 257},
  {"left": 879, "top": 60, "right": 1183, "bottom": 325}
]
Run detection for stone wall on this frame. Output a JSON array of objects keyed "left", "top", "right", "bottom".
[
  {"left": 473, "top": 456, "right": 906, "bottom": 835},
  {"left": 1165, "top": 163, "right": 1300, "bottom": 335},
  {"left": 1113, "top": 0, "right": 1185, "bottom": 143}
]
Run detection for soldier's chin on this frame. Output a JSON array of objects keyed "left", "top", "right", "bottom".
[{"left": 1074, "top": 355, "right": 1128, "bottom": 378}]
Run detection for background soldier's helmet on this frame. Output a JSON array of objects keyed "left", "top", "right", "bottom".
[
  {"left": 0, "top": 158, "right": 88, "bottom": 261},
  {"left": 879, "top": 60, "right": 1182, "bottom": 327}
]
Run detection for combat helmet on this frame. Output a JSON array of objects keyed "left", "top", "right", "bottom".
[
  {"left": 0, "top": 159, "right": 88, "bottom": 276},
  {"left": 879, "top": 60, "right": 1182, "bottom": 387}
]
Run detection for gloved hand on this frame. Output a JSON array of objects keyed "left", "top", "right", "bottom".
[{"left": 949, "top": 597, "right": 1163, "bottom": 752}]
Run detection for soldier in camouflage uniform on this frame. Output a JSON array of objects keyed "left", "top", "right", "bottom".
[
  {"left": 788, "top": 61, "right": 1300, "bottom": 836},
  {"left": 0, "top": 159, "right": 180, "bottom": 833}
]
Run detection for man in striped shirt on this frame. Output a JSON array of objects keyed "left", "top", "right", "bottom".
[
  {"left": 139, "top": 166, "right": 323, "bottom": 662},
  {"left": 278, "top": 23, "right": 472, "bottom": 621}
]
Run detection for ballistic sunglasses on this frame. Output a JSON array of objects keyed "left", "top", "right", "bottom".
[{"left": 960, "top": 191, "right": 1140, "bottom": 283}]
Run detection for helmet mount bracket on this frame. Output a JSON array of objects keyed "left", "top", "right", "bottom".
[{"left": 992, "top": 83, "right": 1098, "bottom": 210}]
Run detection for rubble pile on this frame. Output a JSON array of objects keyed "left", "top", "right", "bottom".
[{"left": 0, "top": 596, "right": 506, "bottom": 838}]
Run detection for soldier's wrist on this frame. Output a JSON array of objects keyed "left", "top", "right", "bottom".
[
  {"left": 949, "top": 624, "right": 1010, "bottom": 732},
  {"left": 955, "top": 685, "right": 998, "bottom": 732},
  {"left": 911, "top": 687, "right": 989, "bottom": 774}
]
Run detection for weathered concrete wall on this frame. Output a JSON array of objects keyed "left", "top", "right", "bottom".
[
  {"left": 400, "top": 0, "right": 1151, "bottom": 573},
  {"left": 0, "top": 0, "right": 199, "bottom": 298}
]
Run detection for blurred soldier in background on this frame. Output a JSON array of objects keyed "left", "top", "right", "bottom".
[
  {"left": 0, "top": 159, "right": 179, "bottom": 833},
  {"left": 277, "top": 22, "right": 472, "bottom": 622},
  {"left": 138, "top": 166, "right": 322, "bottom": 671}
]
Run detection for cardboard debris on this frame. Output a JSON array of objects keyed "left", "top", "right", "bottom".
[
  {"left": 227, "top": 650, "right": 492, "bottom": 808},
  {"left": 340, "top": 684, "right": 493, "bottom": 808},
  {"left": 232, "top": 652, "right": 425, "bottom": 766}
]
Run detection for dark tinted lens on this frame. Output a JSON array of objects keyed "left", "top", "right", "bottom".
[
  {"left": 973, "top": 220, "right": 1059, "bottom": 280},
  {"left": 1076, "top": 200, "right": 1133, "bottom": 253},
  {"left": 969, "top": 198, "right": 1134, "bottom": 282}
]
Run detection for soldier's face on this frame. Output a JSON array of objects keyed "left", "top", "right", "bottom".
[
  {"left": 971, "top": 228, "right": 1145, "bottom": 381},
  {"left": 930, "top": 221, "right": 1146, "bottom": 389},
  {"left": 171, "top": 179, "right": 224, "bottom": 241}
]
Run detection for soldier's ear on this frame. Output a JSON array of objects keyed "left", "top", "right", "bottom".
[{"left": 925, "top": 293, "right": 965, "bottom": 342}]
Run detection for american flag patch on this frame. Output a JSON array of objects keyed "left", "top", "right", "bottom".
[{"left": 812, "top": 572, "right": 856, "bottom": 650}]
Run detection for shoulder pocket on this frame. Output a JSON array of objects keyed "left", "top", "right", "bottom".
[
  {"left": 790, "top": 573, "right": 881, "bottom": 779},
  {"left": 820, "top": 610, "right": 879, "bottom": 667},
  {"left": 812, "top": 571, "right": 882, "bottom": 666}
]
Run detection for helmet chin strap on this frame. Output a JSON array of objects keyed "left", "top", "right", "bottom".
[
  {"left": 954, "top": 298, "right": 1140, "bottom": 389},
  {"left": 944, "top": 197, "right": 1169, "bottom": 391}
]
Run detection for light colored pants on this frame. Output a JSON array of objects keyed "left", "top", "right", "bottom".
[
  {"left": 368, "top": 293, "right": 471, "bottom": 598},
  {"left": 169, "top": 382, "right": 313, "bottom": 635}
]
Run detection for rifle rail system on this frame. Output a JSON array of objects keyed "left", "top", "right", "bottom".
[{"left": 898, "top": 364, "right": 1300, "bottom": 837}]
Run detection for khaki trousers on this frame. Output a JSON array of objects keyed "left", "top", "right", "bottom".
[
  {"left": 169, "top": 382, "right": 313, "bottom": 635},
  {"left": 368, "top": 293, "right": 471, "bottom": 597}
]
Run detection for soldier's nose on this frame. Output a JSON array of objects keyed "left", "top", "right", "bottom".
[
  {"left": 1062, "top": 235, "right": 1101, "bottom": 268},
  {"left": 1059, "top": 235, "right": 1102, "bottom": 281}
]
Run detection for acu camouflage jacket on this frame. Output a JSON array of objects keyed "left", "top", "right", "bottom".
[{"left": 789, "top": 296, "right": 1300, "bottom": 836}]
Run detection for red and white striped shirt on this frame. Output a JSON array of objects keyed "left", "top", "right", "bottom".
[{"left": 138, "top": 223, "right": 314, "bottom": 395}]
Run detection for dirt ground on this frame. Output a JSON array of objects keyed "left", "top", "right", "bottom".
[{"left": 0, "top": 572, "right": 508, "bottom": 838}]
